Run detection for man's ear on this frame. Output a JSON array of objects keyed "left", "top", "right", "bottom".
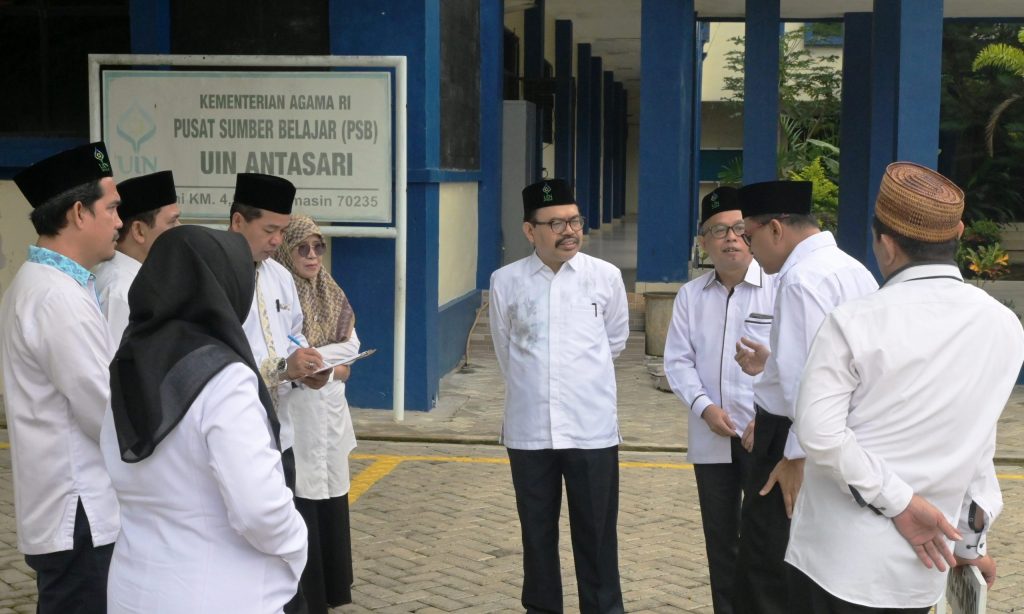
[
  {"left": 68, "top": 200, "right": 88, "bottom": 230},
  {"left": 522, "top": 221, "right": 535, "bottom": 245},
  {"left": 129, "top": 220, "right": 148, "bottom": 245},
  {"left": 954, "top": 220, "right": 965, "bottom": 240},
  {"left": 229, "top": 211, "right": 243, "bottom": 232}
]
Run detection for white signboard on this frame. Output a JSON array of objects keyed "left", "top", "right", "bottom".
[
  {"left": 939, "top": 565, "right": 986, "bottom": 614},
  {"left": 101, "top": 70, "right": 392, "bottom": 223}
]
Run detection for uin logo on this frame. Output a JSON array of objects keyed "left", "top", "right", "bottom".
[{"left": 115, "top": 101, "right": 158, "bottom": 174}]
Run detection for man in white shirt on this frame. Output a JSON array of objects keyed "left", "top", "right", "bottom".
[
  {"left": 228, "top": 173, "right": 330, "bottom": 450},
  {"left": 664, "top": 187, "right": 776, "bottom": 614},
  {"left": 787, "top": 162, "right": 1024, "bottom": 612},
  {"left": 2, "top": 142, "right": 123, "bottom": 613},
  {"left": 489, "top": 179, "right": 630, "bottom": 614},
  {"left": 93, "top": 170, "right": 182, "bottom": 343},
  {"left": 732, "top": 180, "right": 878, "bottom": 613}
]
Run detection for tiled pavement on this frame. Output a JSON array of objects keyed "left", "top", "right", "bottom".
[{"left": 2, "top": 315, "right": 1024, "bottom": 611}]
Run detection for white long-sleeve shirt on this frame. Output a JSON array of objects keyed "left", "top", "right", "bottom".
[
  {"left": 753, "top": 231, "right": 878, "bottom": 459},
  {"left": 242, "top": 257, "right": 307, "bottom": 450},
  {"left": 102, "top": 363, "right": 308, "bottom": 613},
  {"left": 280, "top": 329, "right": 360, "bottom": 500},
  {"left": 787, "top": 263, "right": 1024, "bottom": 608},
  {"left": 94, "top": 250, "right": 142, "bottom": 345},
  {"left": 664, "top": 262, "right": 777, "bottom": 463},
  {"left": 0, "top": 250, "right": 120, "bottom": 555},
  {"left": 489, "top": 251, "right": 629, "bottom": 450}
]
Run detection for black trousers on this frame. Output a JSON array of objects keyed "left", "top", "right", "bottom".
[
  {"left": 787, "top": 565, "right": 931, "bottom": 614},
  {"left": 294, "top": 495, "right": 354, "bottom": 614},
  {"left": 507, "top": 446, "right": 624, "bottom": 614},
  {"left": 24, "top": 499, "right": 113, "bottom": 614},
  {"left": 693, "top": 437, "right": 757, "bottom": 614},
  {"left": 733, "top": 407, "right": 793, "bottom": 614}
]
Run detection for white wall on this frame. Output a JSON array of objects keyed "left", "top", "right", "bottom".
[
  {"left": 438, "top": 182, "right": 479, "bottom": 306},
  {"left": 0, "top": 181, "right": 37, "bottom": 297}
]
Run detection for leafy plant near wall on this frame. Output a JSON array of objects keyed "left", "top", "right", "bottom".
[
  {"left": 957, "top": 219, "right": 1011, "bottom": 280},
  {"left": 718, "top": 27, "right": 842, "bottom": 199},
  {"left": 789, "top": 157, "right": 838, "bottom": 232}
]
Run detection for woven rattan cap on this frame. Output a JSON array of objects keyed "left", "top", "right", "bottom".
[{"left": 875, "top": 162, "right": 964, "bottom": 242}]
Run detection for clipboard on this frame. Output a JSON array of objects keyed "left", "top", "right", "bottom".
[{"left": 283, "top": 348, "right": 376, "bottom": 382}]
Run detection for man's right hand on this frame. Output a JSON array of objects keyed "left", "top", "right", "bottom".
[
  {"left": 701, "top": 404, "right": 738, "bottom": 438},
  {"left": 956, "top": 554, "right": 997, "bottom": 588},
  {"left": 285, "top": 347, "right": 324, "bottom": 381},
  {"left": 735, "top": 337, "right": 769, "bottom": 376}
]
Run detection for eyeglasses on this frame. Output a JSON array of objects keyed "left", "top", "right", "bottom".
[
  {"left": 702, "top": 222, "right": 746, "bottom": 239},
  {"left": 531, "top": 215, "right": 586, "bottom": 233},
  {"left": 295, "top": 242, "right": 326, "bottom": 258},
  {"left": 740, "top": 215, "right": 789, "bottom": 246}
]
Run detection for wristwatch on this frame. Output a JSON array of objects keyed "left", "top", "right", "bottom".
[{"left": 274, "top": 357, "right": 288, "bottom": 376}]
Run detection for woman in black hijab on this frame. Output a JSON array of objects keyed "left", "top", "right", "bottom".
[{"left": 100, "top": 225, "right": 307, "bottom": 614}]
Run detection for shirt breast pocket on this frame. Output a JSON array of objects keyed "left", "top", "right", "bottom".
[
  {"left": 742, "top": 312, "right": 772, "bottom": 348},
  {"left": 569, "top": 300, "right": 605, "bottom": 334}
]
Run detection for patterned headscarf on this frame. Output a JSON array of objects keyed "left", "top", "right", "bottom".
[{"left": 274, "top": 215, "right": 355, "bottom": 346}]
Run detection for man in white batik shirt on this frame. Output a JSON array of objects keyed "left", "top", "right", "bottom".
[
  {"left": 2, "top": 142, "right": 123, "bottom": 613},
  {"left": 732, "top": 180, "right": 878, "bottom": 614},
  {"left": 787, "top": 162, "right": 1024, "bottom": 612},
  {"left": 664, "top": 186, "right": 776, "bottom": 614},
  {"left": 93, "top": 170, "right": 182, "bottom": 344},
  {"left": 490, "top": 178, "right": 629, "bottom": 614}
]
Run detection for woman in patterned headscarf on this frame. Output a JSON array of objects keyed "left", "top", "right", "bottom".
[{"left": 274, "top": 215, "right": 358, "bottom": 612}]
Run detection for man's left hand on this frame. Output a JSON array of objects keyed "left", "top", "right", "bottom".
[
  {"left": 892, "top": 495, "right": 961, "bottom": 572},
  {"left": 760, "top": 457, "right": 805, "bottom": 518},
  {"left": 301, "top": 369, "right": 331, "bottom": 390}
]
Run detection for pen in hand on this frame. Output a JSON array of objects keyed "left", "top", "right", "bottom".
[{"left": 287, "top": 334, "right": 306, "bottom": 348}]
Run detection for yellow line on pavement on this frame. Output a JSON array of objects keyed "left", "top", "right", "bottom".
[
  {"left": 0, "top": 443, "right": 7, "bottom": 450},
  {"left": 348, "top": 456, "right": 403, "bottom": 504},
  {"left": 351, "top": 453, "right": 1024, "bottom": 480}
]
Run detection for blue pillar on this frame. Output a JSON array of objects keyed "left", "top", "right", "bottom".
[
  {"left": 524, "top": 0, "right": 545, "bottom": 179},
  {"left": 837, "top": 13, "right": 874, "bottom": 267},
  {"left": 328, "top": 0, "right": 441, "bottom": 410},
  {"left": 130, "top": 0, "right": 170, "bottom": 53},
  {"left": 602, "top": 71, "right": 616, "bottom": 225},
  {"left": 742, "top": 0, "right": 780, "bottom": 183},
  {"left": 589, "top": 57, "right": 602, "bottom": 230},
  {"left": 867, "top": 0, "right": 943, "bottom": 268},
  {"left": 589, "top": 57, "right": 603, "bottom": 230},
  {"left": 576, "top": 43, "right": 593, "bottom": 229},
  {"left": 555, "top": 20, "right": 575, "bottom": 183},
  {"left": 691, "top": 21, "right": 708, "bottom": 233},
  {"left": 478, "top": 0, "right": 504, "bottom": 289},
  {"left": 614, "top": 83, "right": 622, "bottom": 221},
  {"left": 638, "top": 0, "right": 695, "bottom": 282},
  {"left": 894, "top": 2, "right": 943, "bottom": 166}
]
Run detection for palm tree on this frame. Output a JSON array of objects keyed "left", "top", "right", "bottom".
[{"left": 972, "top": 28, "right": 1024, "bottom": 155}]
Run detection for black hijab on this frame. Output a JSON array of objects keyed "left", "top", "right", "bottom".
[{"left": 109, "top": 225, "right": 279, "bottom": 462}]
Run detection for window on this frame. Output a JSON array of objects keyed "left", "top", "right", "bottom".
[{"left": 0, "top": 0, "right": 130, "bottom": 136}]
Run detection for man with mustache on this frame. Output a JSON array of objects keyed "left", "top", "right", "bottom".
[
  {"left": 663, "top": 186, "right": 777, "bottom": 613},
  {"left": 489, "top": 179, "right": 630, "bottom": 614},
  {"left": 1, "top": 142, "right": 123, "bottom": 613}
]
